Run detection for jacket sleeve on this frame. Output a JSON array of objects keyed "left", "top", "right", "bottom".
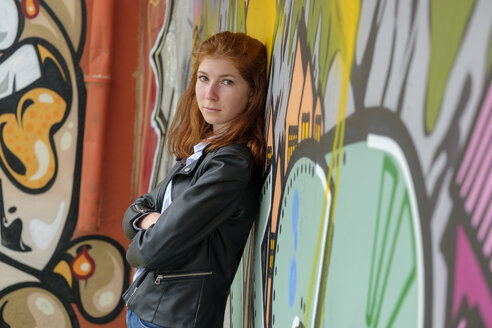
[
  {"left": 125, "top": 146, "right": 254, "bottom": 269},
  {"left": 122, "top": 181, "right": 163, "bottom": 240}
]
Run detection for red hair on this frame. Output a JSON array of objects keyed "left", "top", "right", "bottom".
[{"left": 167, "top": 31, "right": 267, "bottom": 166}]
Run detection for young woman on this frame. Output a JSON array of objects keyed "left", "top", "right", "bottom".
[{"left": 122, "top": 31, "right": 267, "bottom": 328}]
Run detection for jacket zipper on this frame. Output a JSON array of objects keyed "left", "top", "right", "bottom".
[
  {"left": 155, "top": 272, "right": 212, "bottom": 285},
  {"left": 125, "top": 286, "right": 138, "bottom": 306}
]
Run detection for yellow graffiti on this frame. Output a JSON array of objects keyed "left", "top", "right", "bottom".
[
  {"left": 305, "top": 0, "right": 360, "bottom": 325},
  {"left": 37, "top": 44, "right": 67, "bottom": 82},
  {"left": 0, "top": 88, "right": 66, "bottom": 190},
  {"left": 54, "top": 261, "right": 73, "bottom": 288},
  {"left": 246, "top": 0, "right": 277, "bottom": 72}
]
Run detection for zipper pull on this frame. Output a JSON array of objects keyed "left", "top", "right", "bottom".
[{"left": 155, "top": 275, "right": 163, "bottom": 285}]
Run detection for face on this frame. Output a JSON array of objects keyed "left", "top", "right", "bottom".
[{"left": 195, "top": 56, "right": 252, "bottom": 132}]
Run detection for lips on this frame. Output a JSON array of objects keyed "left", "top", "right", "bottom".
[
  {"left": 0, "top": 41, "right": 70, "bottom": 191},
  {"left": 202, "top": 107, "right": 220, "bottom": 112}
]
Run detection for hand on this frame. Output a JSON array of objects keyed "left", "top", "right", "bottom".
[{"left": 137, "top": 212, "right": 161, "bottom": 230}]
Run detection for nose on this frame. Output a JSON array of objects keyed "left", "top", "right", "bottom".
[{"left": 205, "top": 83, "right": 218, "bottom": 100}]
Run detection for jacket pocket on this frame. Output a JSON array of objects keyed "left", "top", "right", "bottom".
[
  {"left": 152, "top": 270, "right": 213, "bottom": 327},
  {"left": 123, "top": 269, "right": 149, "bottom": 307},
  {"left": 123, "top": 285, "right": 138, "bottom": 307}
]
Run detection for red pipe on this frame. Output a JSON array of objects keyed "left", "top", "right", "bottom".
[{"left": 78, "top": 0, "right": 115, "bottom": 231}]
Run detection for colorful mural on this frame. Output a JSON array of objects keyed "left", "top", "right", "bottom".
[
  {"left": 0, "top": 1, "right": 128, "bottom": 327},
  {"left": 132, "top": 0, "right": 167, "bottom": 196},
  {"left": 132, "top": 0, "right": 195, "bottom": 196},
  {"left": 137, "top": 0, "right": 492, "bottom": 327}
]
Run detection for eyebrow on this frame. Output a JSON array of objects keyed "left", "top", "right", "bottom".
[{"left": 197, "top": 70, "right": 237, "bottom": 79}]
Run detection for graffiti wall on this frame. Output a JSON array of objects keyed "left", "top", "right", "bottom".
[
  {"left": 134, "top": 0, "right": 492, "bottom": 327},
  {"left": 0, "top": 0, "right": 132, "bottom": 327}
]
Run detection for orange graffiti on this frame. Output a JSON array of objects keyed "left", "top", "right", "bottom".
[
  {"left": 21, "top": 0, "right": 40, "bottom": 19},
  {"left": 0, "top": 88, "right": 66, "bottom": 190},
  {"left": 70, "top": 246, "right": 96, "bottom": 280}
]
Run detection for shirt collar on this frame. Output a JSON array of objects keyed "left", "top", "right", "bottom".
[{"left": 193, "top": 141, "right": 208, "bottom": 154}]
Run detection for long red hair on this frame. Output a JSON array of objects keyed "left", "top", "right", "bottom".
[{"left": 167, "top": 31, "right": 267, "bottom": 166}]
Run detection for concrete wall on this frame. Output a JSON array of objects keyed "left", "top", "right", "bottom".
[{"left": 137, "top": 0, "right": 492, "bottom": 327}]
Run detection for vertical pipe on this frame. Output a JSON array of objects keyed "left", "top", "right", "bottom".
[{"left": 78, "top": 0, "right": 115, "bottom": 231}]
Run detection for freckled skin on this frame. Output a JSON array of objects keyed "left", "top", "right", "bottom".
[{"left": 195, "top": 57, "right": 252, "bottom": 133}]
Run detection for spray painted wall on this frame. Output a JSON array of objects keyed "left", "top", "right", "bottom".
[
  {"left": 135, "top": 0, "right": 492, "bottom": 327},
  {"left": 0, "top": 0, "right": 133, "bottom": 327}
]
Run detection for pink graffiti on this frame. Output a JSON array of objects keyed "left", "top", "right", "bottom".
[
  {"left": 457, "top": 319, "right": 467, "bottom": 328},
  {"left": 457, "top": 82, "right": 492, "bottom": 211},
  {"left": 452, "top": 225, "right": 492, "bottom": 327},
  {"left": 477, "top": 202, "right": 492, "bottom": 242},
  {"left": 483, "top": 224, "right": 492, "bottom": 258},
  {"left": 468, "top": 158, "right": 492, "bottom": 227},
  {"left": 455, "top": 81, "right": 492, "bottom": 265}
]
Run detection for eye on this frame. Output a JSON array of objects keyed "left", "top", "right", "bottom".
[
  {"left": 223, "top": 79, "right": 234, "bottom": 86},
  {"left": 198, "top": 75, "right": 208, "bottom": 82}
]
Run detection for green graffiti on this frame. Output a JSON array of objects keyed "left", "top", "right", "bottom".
[
  {"left": 366, "top": 156, "right": 416, "bottom": 328},
  {"left": 307, "top": 0, "right": 339, "bottom": 93},
  {"left": 267, "top": 157, "right": 327, "bottom": 328},
  {"left": 287, "top": 0, "right": 307, "bottom": 63},
  {"left": 228, "top": 0, "right": 246, "bottom": 32},
  {"left": 426, "top": 0, "right": 476, "bottom": 133},
  {"left": 202, "top": 0, "right": 219, "bottom": 38},
  {"left": 320, "top": 142, "right": 420, "bottom": 327},
  {"left": 366, "top": 155, "right": 399, "bottom": 326}
]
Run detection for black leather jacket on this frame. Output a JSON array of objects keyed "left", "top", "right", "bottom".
[{"left": 122, "top": 143, "right": 261, "bottom": 327}]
